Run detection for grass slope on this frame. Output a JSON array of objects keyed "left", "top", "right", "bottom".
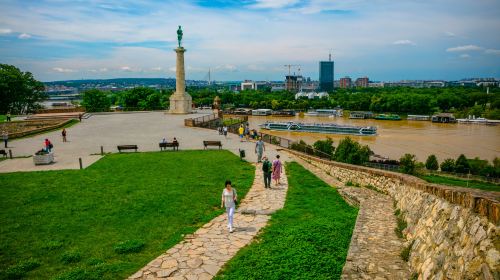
[
  {"left": 0, "top": 150, "right": 254, "bottom": 280},
  {"left": 420, "top": 174, "right": 499, "bottom": 192},
  {"left": 215, "top": 162, "right": 358, "bottom": 280}
]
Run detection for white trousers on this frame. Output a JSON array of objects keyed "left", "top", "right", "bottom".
[{"left": 226, "top": 206, "right": 235, "bottom": 228}]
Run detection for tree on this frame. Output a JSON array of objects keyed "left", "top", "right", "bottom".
[
  {"left": 313, "top": 138, "right": 335, "bottom": 159},
  {"left": 400, "top": 154, "right": 417, "bottom": 174},
  {"left": 82, "top": 89, "right": 111, "bottom": 112},
  {"left": 425, "top": 155, "right": 439, "bottom": 171},
  {"left": 333, "top": 137, "right": 371, "bottom": 165},
  {"left": 0, "top": 64, "right": 46, "bottom": 114},
  {"left": 440, "top": 158, "right": 455, "bottom": 172},
  {"left": 454, "top": 154, "right": 470, "bottom": 173}
]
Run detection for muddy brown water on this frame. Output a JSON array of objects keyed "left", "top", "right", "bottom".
[{"left": 246, "top": 115, "right": 500, "bottom": 162}]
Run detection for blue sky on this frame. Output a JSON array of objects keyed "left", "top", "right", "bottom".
[{"left": 0, "top": 0, "right": 499, "bottom": 82}]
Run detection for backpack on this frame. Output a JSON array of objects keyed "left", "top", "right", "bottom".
[{"left": 262, "top": 161, "right": 271, "bottom": 173}]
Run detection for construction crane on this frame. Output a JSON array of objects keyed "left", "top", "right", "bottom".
[{"left": 284, "top": 64, "right": 301, "bottom": 76}]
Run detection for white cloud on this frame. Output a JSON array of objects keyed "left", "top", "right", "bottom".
[
  {"left": 120, "top": 66, "right": 132, "bottom": 71},
  {"left": 393, "top": 40, "right": 416, "bottom": 46},
  {"left": 444, "top": 31, "right": 456, "bottom": 37},
  {"left": 249, "top": 0, "right": 300, "bottom": 9},
  {"left": 151, "top": 66, "right": 162, "bottom": 71},
  {"left": 168, "top": 66, "right": 176, "bottom": 72},
  {"left": 52, "top": 67, "right": 75, "bottom": 73},
  {"left": 459, "top": 54, "right": 470, "bottom": 59},
  {"left": 0, "top": 28, "right": 12, "bottom": 34},
  {"left": 18, "top": 33, "right": 31, "bottom": 39},
  {"left": 446, "top": 45, "right": 483, "bottom": 52},
  {"left": 215, "top": 64, "right": 238, "bottom": 72},
  {"left": 484, "top": 49, "right": 500, "bottom": 55}
]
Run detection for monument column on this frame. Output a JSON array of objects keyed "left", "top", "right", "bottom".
[{"left": 169, "top": 26, "right": 192, "bottom": 114}]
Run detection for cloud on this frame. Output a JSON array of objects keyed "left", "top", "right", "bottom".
[
  {"left": 393, "top": 40, "right": 416, "bottom": 46},
  {"left": 0, "top": 28, "right": 12, "bottom": 34},
  {"left": 446, "top": 45, "right": 483, "bottom": 52},
  {"left": 52, "top": 67, "right": 75, "bottom": 73},
  {"left": 168, "top": 66, "right": 176, "bottom": 72},
  {"left": 18, "top": 33, "right": 31, "bottom": 39},
  {"left": 120, "top": 66, "right": 132, "bottom": 71},
  {"left": 151, "top": 66, "right": 162, "bottom": 71},
  {"left": 249, "top": 0, "right": 300, "bottom": 9},
  {"left": 215, "top": 64, "right": 238, "bottom": 72},
  {"left": 459, "top": 54, "right": 470, "bottom": 59},
  {"left": 484, "top": 49, "right": 500, "bottom": 55},
  {"left": 444, "top": 31, "right": 456, "bottom": 37}
]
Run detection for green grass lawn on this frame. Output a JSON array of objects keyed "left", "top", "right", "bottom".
[
  {"left": 0, "top": 115, "right": 5, "bottom": 122},
  {"left": 0, "top": 150, "right": 255, "bottom": 280},
  {"left": 215, "top": 162, "right": 358, "bottom": 280},
  {"left": 420, "top": 174, "right": 500, "bottom": 192}
]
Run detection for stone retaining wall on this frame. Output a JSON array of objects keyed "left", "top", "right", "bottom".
[{"left": 287, "top": 150, "right": 499, "bottom": 280}]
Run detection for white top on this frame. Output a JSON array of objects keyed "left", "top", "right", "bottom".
[{"left": 222, "top": 188, "right": 237, "bottom": 208}]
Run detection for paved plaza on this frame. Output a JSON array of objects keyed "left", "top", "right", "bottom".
[{"left": 0, "top": 111, "right": 288, "bottom": 173}]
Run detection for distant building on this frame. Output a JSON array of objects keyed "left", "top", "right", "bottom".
[
  {"left": 241, "top": 80, "right": 256, "bottom": 90},
  {"left": 319, "top": 54, "right": 334, "bottom": 92},
  {"left": 271, "top": 82, "right": 286, "bottom": 92},
  {"left": 295, "top": 91, "right": 329, "bottom": 100},
  {"left": 285, "top": 75, "right": 303, "bottom": 92},
  {"left": 355, "top": 77, "right": 369, "bottom": 88},
  {"left": 339, "top": 77, "right": 352, "bottom": 88},
  {"left": 368, "top": 82, "right": 384, "bottom": 88}
]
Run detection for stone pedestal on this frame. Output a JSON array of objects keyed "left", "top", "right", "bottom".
[{"left": 169, "top": 47, "right": 192, "bottom": 114}]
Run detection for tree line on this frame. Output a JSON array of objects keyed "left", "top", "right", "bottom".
[{"left": 81, "top": 85, "right": 500, "bottom": 119}]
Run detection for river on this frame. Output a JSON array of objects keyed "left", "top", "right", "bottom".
[{"left": 247, "top": 115, "right": 500, "bottom": 162}]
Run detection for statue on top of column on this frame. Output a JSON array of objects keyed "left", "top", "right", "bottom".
[{"left": 177, "top": 26, "right": 183, "bottom": 48}]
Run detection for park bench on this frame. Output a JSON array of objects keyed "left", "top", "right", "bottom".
[
  {"left": 203, "top": 140, "right": 222, "bottom": 150},
  {"left": 117, "top": 145, "right": 138, "bottom": 153},
  {"left": 0, "top": 149, "right": 7, "bottom": 158},
  {"left": 159, "top": 142, "right": 179, "bottom": 151}
]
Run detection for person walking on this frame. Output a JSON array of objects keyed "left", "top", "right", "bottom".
[
  {"left": 272, "top": 155, "right": 282, "bottom": 186},
  {"left": 61, "top": 128, "right": 67, "bottom": 142},
  {"left": 238, "top": 124, "right": 244, "bottom": 142},
  {"left": 255, "top": 137, "right": 265, "bottom": 163},
  {"left": 6, "top": 112, "right": 11, "bottom": 122},
  {"left": 223, "top": 125, "right": 228, "bottom": 138},
  {"left": 244, "top": 123, "right": 250, "bottom": 141},
  {"left": 2, "top": 130, "right": 8, "bottom": 148},
  {"left": 44, "top": 138, "right": 53, "bottom": 152},
  {"left": 221, "top": 180, "right": 238, "bottom": 233},
  {"left": 262, "top": 156, "right": 272, "bottom": 189}
]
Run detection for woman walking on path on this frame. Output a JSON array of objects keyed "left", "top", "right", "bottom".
[
  {"left": 272, "top": 155, "right": 282, "bottom": 186},
  {"left": 62, "top": 128, "right": 67, "bottom": 142},
  {"left": 221, "top": 180, "right": 238, "bottom": 233},
  {"left": 2, "top": 130, "right": 8, "bottom": 148}
]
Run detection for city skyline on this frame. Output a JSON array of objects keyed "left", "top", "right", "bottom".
[{"left": 1, "top": 0, "right": 500, "bottom": 82}]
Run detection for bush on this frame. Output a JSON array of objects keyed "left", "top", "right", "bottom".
[
  {"left": 425, "top": 155, "right": 439, "bottom": 171},
  {"left": 290, "top": 140, "right": 314, "bottom": 155},
  {"left": 5, "top": 258, "right": 41, "bottom": 279},
  {"left": 454, "top": 154, "right": 470, "bottom": 173},
  {"left": 81, "top": 89, "right": 111, "bottom": 112},
  {"left": 61, "top": 251, "right": 82, "bottom": 264},
  {"left": 399, "top": 154, "right": 417, "bottom": 174},
  {"left": 113, "top": 240, "right": 145, "bottom": 254},
  {"left": 313, "top": 138, "right": 335, "bottom": 158},
  {"left": 440, "top": 158, "right": 455, "bottom": 172},
  {"left": 334, "top": 137, "right": 371, "bottom": 165}
]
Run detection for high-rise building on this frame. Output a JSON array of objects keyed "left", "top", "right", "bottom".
[
  {"left": 339, "top": 76, "right": 352, "bottom": 88},
  {"left": 285, "top": 75, "right": 303, "bottom": 92},
  {"left": 355, "top": 77, "right": 369, "bottom": 87},
  {"left": 319, "top": 53, "right": 334, "bottom": 92}
]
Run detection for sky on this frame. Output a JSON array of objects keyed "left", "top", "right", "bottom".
[{"left": 0, "top": 0, "right": 499, "bottom": 82}]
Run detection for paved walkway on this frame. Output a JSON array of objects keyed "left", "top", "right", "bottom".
[
  {"left": 129, "top": 165, "right": 288, "bottom": 280},
  {"left": 289, "top": 154, "right": 411, "bottom": 280},
  {"left": 0, "top": 111, "right": 288, "bottom": 173}
]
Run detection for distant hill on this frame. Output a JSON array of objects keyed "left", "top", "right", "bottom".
[{"left": 44, "top": 78, "right": 177, "bottom": 87}]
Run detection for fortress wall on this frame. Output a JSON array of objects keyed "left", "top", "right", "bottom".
[{"left": 288, "top": 150, "right": 499, "bottom": 279}]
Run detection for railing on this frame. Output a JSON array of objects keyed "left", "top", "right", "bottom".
[{"left": 364, "top": 162, "right": 400, "bottom": 171}]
